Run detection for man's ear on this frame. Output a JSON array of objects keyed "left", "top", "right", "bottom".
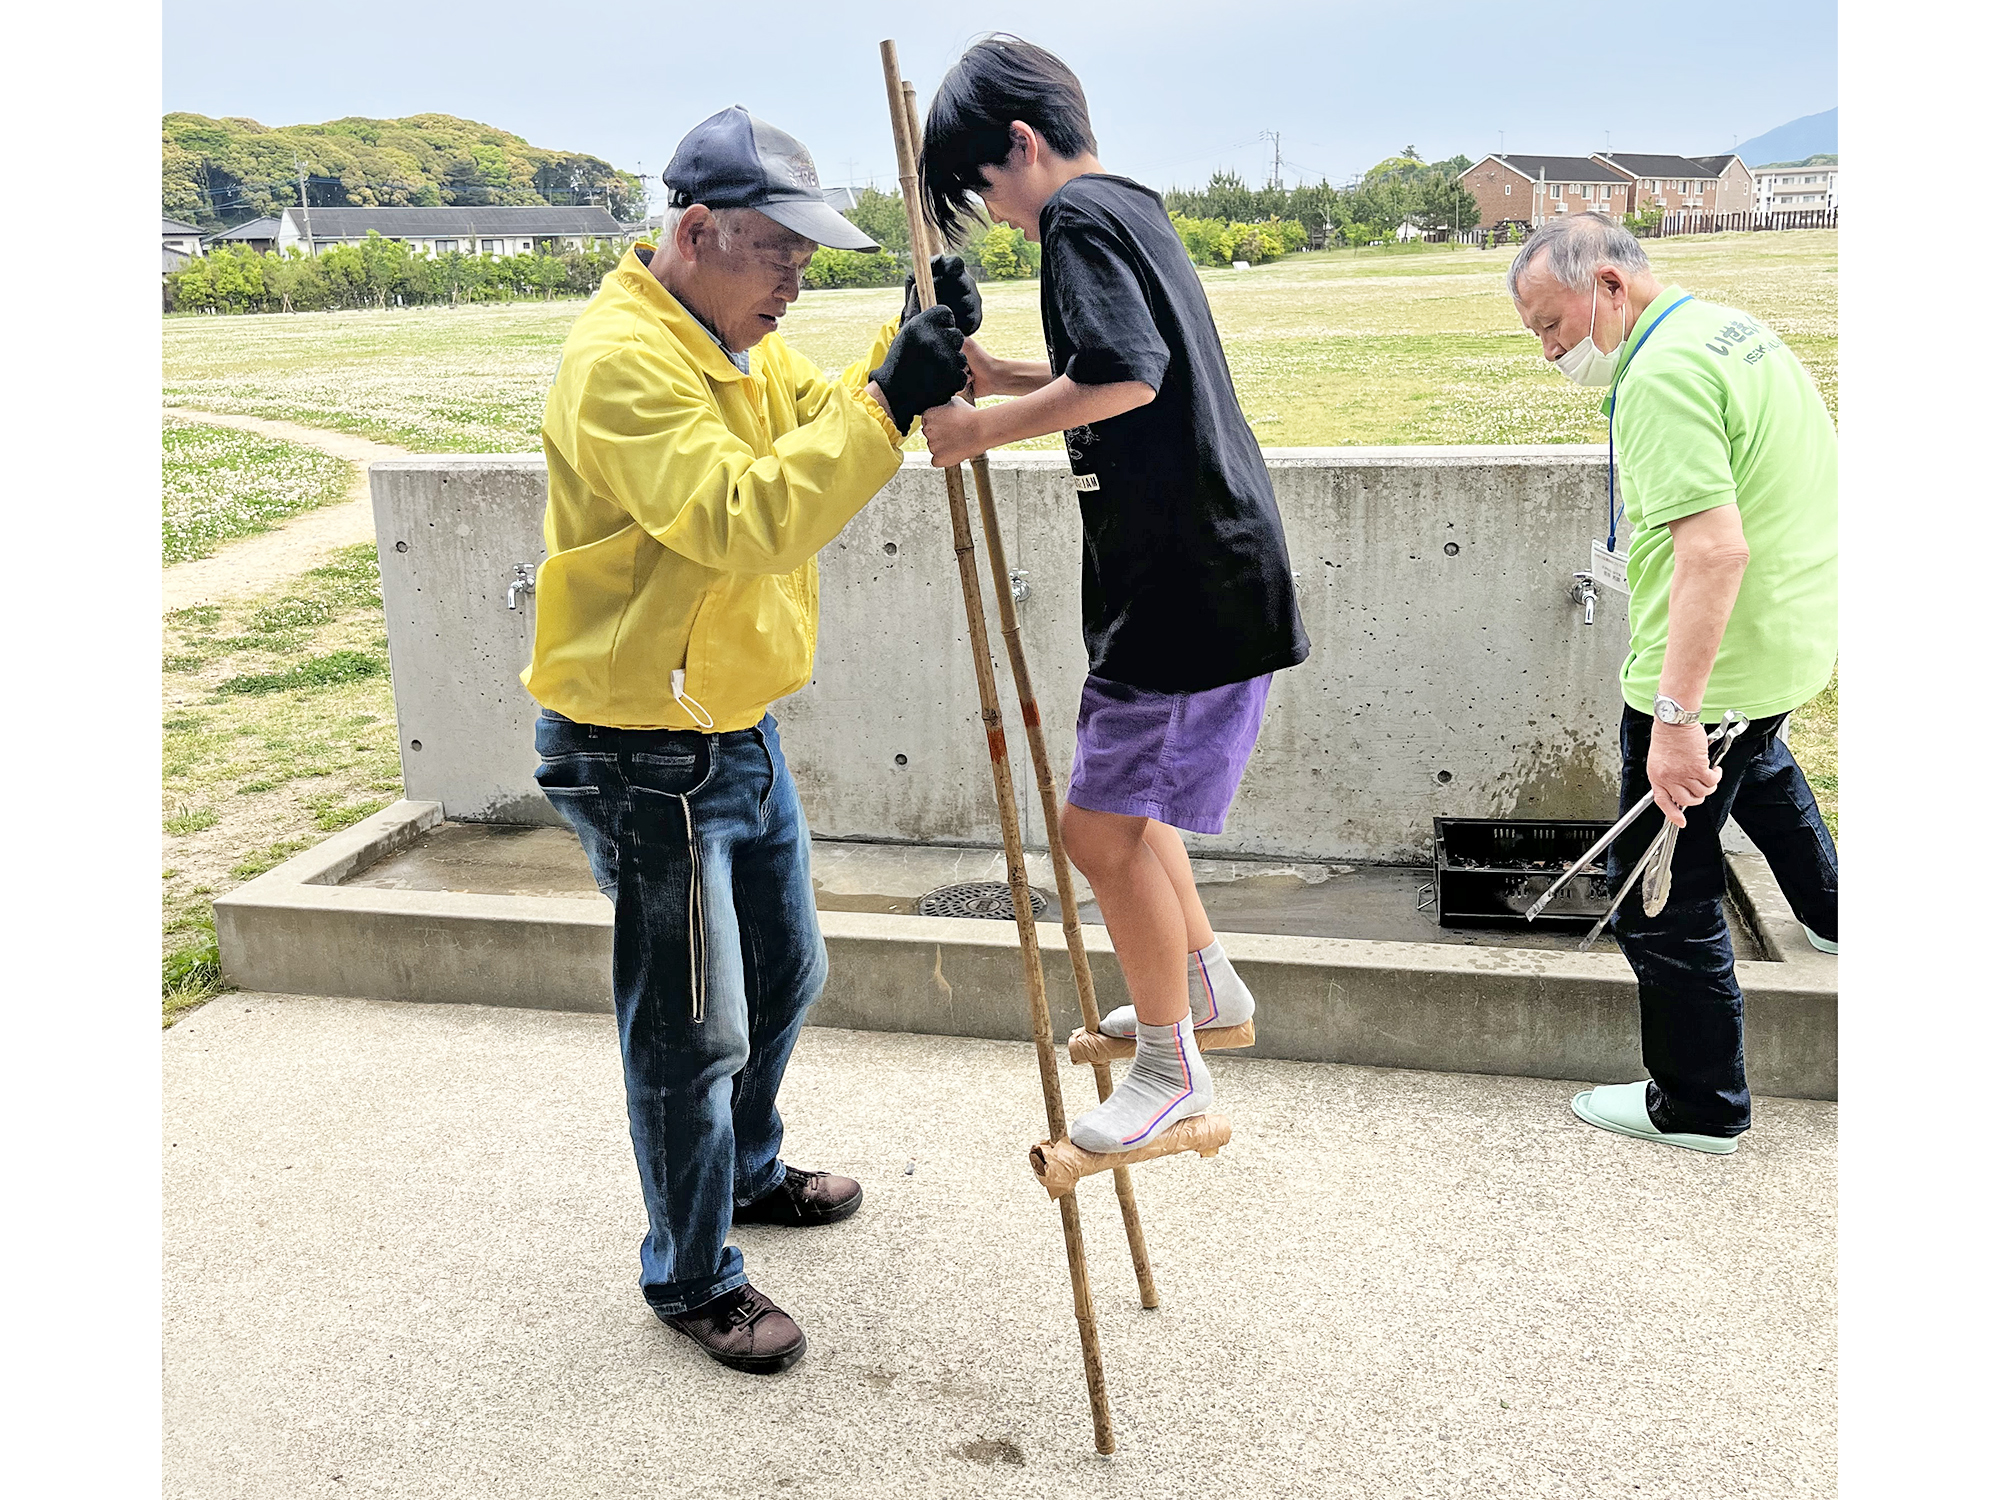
[
  {"left": 676, "top": 205, "right": 712, "bottom": 260},
  {"left": 1009, "top": 121, "right": 1037, "bottom": 169}
]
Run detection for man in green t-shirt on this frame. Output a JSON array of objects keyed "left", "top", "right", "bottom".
[{"left": 1509, "top": 213, "right": 1837, "bottom": 1155}]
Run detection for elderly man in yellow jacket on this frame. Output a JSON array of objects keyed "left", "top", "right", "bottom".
[{"left": 522, "top": 107, "right": 975, "bottom": 1375}]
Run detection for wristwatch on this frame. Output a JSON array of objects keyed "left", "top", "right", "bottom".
[{"left": 1653, "top": 693, "right": 1703, "bottom": 726}]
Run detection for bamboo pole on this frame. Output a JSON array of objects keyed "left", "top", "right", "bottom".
[
  {"left": 893, "top": 78, "right": 1160, "bottom": 1315},
  {"left": 879, "top": 40, "right": 1114, "bottom": 1457}
]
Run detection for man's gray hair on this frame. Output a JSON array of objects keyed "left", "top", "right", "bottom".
[
  {"left": 1506, "top": 213, "right": 1651, "bottom": 300},
  {"left": 658, "top": 204, "right": 752, "bottom": 254}
]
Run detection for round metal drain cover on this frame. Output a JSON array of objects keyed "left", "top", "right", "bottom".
[{"left": 916, "top": 881, "right": 1049, "bottom": 921}]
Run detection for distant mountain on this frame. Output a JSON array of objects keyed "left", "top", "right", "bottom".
[
  {"left": 163, "top": 113, "right": 648, "bottom": 232},
  {"left": 1732, "top": 109, "right": 1837, "bottom": 168}
]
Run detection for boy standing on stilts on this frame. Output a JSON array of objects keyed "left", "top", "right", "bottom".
[{"left": 917, "top": 35, "right": 1310, "bottom": 1155}]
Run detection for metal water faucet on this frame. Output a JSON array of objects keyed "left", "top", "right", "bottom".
[
  {"left": 1009, "top": 570, "right": 1031, "bottom": 604},
  {"left": 506, "top": 562, "right": 537, "bottom": 611},
  {"left": 1570, "top": 571, "right": 1598, "bottom": 625}
]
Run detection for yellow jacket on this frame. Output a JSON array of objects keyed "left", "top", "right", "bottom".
[{"left": 523, "top": 246, "right": 905, "bottom": 730}]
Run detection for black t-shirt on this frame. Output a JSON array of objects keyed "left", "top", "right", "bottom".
[{"left": 1038, "top": 174, "right": 1309, "bottom": 692}]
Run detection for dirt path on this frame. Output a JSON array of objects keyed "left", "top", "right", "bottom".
[{"left": 162, "top": 408, "right": 416, "bottom": 614}]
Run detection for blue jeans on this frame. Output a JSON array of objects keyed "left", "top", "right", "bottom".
[
  {"left": 533, "top": 709, "right": 826, "bottom": 1315},
  {"left": 1607, "top": 706, "right": 1838, "bottom": 1137}
]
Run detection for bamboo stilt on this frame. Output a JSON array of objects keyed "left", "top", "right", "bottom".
[
  {"left": 880, "top": 43, "right": 1114, "bottom": 1457},
  {"left": 1067, "top": 1020, "right": 1257, "bottom": 1066},
  {"left": 897, "top": 83, "right": 1160, "bottom": 1316},
  {"left": 1030, "top": 1113, "right": 1233, "bottom": 1198}
]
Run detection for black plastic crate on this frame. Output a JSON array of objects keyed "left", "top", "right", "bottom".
[{"left": 1422, "top": 817, "right": 1615, "bottom": 930}]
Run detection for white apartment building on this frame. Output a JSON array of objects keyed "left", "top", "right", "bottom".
[
  {"left": 1752, "top": 162, "right": 1838, "bottom": 213},
  {"left": 272, "top": 206, "right": 631, "bottom": 258}
]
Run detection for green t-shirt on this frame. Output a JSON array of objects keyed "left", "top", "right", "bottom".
[{"left": 1603, "top": 284, "right": 1837, "bottom": 719}]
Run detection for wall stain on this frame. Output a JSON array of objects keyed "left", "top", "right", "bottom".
[{"left": 1492, "top": 726, "right": 1617, "bottom": 819}]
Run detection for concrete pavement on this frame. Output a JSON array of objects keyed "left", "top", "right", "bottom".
[{"left": 164, "top": 996, "right": 1834, "bottom": 1499}]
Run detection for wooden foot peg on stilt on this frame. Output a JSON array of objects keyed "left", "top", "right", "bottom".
[
  {"left": 1029, "top": 1113, "right": 1233, "bottom": 1199},
  {"left": 1066, "top": 1021, "right": 1257, "bottom": 1066}
]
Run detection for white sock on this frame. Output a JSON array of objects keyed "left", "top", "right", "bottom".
[
  {"left": 1098, "top": 939, "right": 1255, "bottom": 1038},
  {"left": 1069, "top": 1015, "right": 1214, "bottom": 1154}
]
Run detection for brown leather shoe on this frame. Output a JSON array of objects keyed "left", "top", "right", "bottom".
[
  {"left": 733, "top": 1165, "right": 863, "bottom": 1227},
  {"left": 659, "top": 1283, "right": 806, "bottom": 1374}
]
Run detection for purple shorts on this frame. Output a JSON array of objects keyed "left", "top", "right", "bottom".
[{"left": 1066, "top": 673, "right": 1273, "bottom": 835}]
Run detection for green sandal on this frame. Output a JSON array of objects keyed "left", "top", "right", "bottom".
[{"left": 1571, "top": 1081, "right": 1740, "bottom": 1155}]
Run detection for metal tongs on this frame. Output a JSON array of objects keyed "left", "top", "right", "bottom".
[{"left": 1526, "top": 712, "right": 1749, "bottom": 950}]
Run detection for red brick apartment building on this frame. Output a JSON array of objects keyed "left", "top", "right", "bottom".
[
  {"left": 1458, "top": 152, "right": 1755, "bottom": 229},
  {"left": 1459, "top": 155, "right": 1635, "bottom": 229},
  {"left": 1596, "top": 153, "right": 1754, "bottom": 216},
  {"left": 1690, "top": 155, "right": 1755, "bottom": 212}
]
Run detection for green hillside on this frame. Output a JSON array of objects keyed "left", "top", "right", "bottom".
[{"left": 163, "top": 113, "right": 647, "bottom": 231}]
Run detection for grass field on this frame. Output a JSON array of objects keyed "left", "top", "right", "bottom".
[
  {"left": 163, "top": 231, "right": 1836, "bottom": 453},
  {"left": 160, "top": 230, "right": 1835, "bottom": 1021},
  {"left": 163, "top": 416, "right": 353, "bottom": 563},
  {"left": 161, "top": 544, "right": 402, "bottom": 1024}
]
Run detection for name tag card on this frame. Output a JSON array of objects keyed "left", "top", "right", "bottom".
[{"left": 1589, "top": 540, "right": 1630, "bottom": 596}]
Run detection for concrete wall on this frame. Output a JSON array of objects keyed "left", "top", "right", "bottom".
[
  {"left": 374, "top": 455, "right": 554, "bottom": 825},
  {"left": 371, "top": 446, "right": 1629, "bottom": 864}
]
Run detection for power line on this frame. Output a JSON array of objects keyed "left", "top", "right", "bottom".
[{"left": 1258, "top": 130, "right": 1282, "bottom": 189}]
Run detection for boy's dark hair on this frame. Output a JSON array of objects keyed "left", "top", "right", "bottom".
[{"left": 920, "top": 34, "right": 1097, "bottom": 244}]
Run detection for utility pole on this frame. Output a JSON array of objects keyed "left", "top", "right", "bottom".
[
  {"left": 294, "top": 158, "right": 316, "bottom": 256},
  {"left": 1259, "top": 130, "right": 1281, "bottom": 189}
]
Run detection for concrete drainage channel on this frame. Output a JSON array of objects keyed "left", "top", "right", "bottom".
[{"left": 214, "top": 799, "right": 1837, "bottom": 1100}]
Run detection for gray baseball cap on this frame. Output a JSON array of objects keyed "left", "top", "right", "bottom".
[{"left": 663, "top": 106, "right": 879, "bottom": 252}]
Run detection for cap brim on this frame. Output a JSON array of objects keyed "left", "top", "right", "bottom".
[{"left": 759, "top": 197, "right": 880, "bottom": 252}]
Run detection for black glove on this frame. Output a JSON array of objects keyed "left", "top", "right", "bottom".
[
  {"left": 870, "top": 304, "right": 968, "bottom": 432},
  {"left": 902, "top": 253, "right": 982, "bottom": 335}
]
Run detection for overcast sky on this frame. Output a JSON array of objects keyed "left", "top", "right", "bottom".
[{"left": 164, "top": 1, "right": 1835, "bottom": 203}]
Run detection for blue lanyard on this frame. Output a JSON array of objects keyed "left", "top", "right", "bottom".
[{"left": 1604, "top": 294, "right": 1693, "bottom": 552}]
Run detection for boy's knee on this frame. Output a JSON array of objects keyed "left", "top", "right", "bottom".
[{"left": 1059, "top": 804, "right": 1112, "bottom": 873}]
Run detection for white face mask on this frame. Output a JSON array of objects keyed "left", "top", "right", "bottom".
[{"left": 1554, "top": 287, "right": 1624, "bottom": 388}]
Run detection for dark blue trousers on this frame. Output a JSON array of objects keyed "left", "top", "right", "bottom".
[
  {"left": 534, "top": 710, "right": 825, "bottom": 1314},
  {"left": 1608, "top": 706, "right": 1838, "bottom": 1137}
]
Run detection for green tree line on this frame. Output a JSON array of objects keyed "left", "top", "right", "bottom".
[
  {"left": 167, "top": 234, "right": 628, "bottom": 314},
  {"left": 170, "top": 175, "right": 1398, "bottom": 317},
  {"left": 164, "top": 112, "right": 648, "bottom": 231},
  {"left": 1168, "top": 213, "right": 1310, "bottom": 265},
  {"left": 1166, "top": 148, "right": 1481, "bottom": 246},
  {"left": 801, "top": 188, "right": 1044, "bottom": 289}
]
